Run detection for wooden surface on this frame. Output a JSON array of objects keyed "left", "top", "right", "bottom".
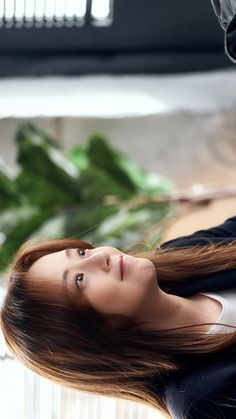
[{"left": 160, "top": 196, "right": 236, "bottom": 243}]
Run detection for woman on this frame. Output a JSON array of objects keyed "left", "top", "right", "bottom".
[{"left": 1, "top": 216, "right": 236, "bottom": 418}]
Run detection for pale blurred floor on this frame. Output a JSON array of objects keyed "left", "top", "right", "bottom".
[{"left": 1, "top": 70, "right": 236, "bottom": 118}]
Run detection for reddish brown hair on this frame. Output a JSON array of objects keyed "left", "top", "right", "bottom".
[{"left": 2, "top": 238, "right": 236, "bottom": 418}]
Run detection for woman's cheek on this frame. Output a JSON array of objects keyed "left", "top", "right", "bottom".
[{"left": 86, "top": 286, "right": 119, "bottom": 312}]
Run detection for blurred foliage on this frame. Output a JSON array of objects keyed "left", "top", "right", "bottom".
[{"left": 0, "top": 123, "right": 177, "bottom": 273}]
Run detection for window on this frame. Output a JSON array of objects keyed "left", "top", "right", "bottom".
[{"left": 0, "top": 0, "right": 114, "bottom": 28}]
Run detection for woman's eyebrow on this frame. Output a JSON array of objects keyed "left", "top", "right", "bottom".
[{"left": 62, "top": 248, "right": 72, "bottom": 282}]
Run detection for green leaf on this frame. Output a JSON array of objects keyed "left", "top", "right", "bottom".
[
  {"left": 0, "top": 205, "right": 56, "bottom": 272},
  {"left": 0, "top": 158, "right": 24, "bottom": 209},
  {"left": 69, "top": 139, "right": 134, "bottom": 202},
  {"left": 87, "top": 133, "right": 174, "bottom": 196},
  {"left": 16, "top": 123, "right": 82, "bottom": 205},
  {"left": 79, "top": 167, "right": 132, "bottom": 203},
  {"left": 67, "top": 145, "right": 89, "bottom": 171},
  {"left": 87, "top": 133, "right": 137, "bottom": 193},
  {"left": 16, "top": 171, "right": 78, "bottom": 208}
]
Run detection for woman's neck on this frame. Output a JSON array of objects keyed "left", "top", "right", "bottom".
[{"left": 138, "top": 288, "right": 216, "bottom": 333}]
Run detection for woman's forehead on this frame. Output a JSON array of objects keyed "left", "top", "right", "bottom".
[{"left": 28, "top": 250, "right": 66, "bottom": 280}]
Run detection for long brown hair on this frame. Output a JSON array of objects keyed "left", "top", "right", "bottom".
[{"left": 2, "top": 238, "right": 236, "bottom": 418}]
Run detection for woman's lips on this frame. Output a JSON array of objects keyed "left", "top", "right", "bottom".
[{"left": 120, "top": 255, "right": 125, "bottom": 280}]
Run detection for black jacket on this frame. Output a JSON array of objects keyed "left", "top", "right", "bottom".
[
  {"left": 160, "top": 216, "right": 236, "bottom": 418},
  {"left": 211, "top": 0, "right": 236, "bottom": 62}
]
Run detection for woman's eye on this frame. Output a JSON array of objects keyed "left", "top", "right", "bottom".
[
  {"left": 75, "top": 273, "right": 84, "bottom": 288},
  {"left": 77, "top": 248, "right": 86, "bottom": 256}
]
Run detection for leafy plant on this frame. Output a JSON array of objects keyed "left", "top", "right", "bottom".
[{"left": 0, "top": 123, "right": 176, "bottom": 273}]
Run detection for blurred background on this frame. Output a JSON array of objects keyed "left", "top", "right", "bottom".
[{"left": 1, "top": 1, "right": 236, "bottom": 418}]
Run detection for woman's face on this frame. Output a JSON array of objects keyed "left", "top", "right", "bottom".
[{"left": 27, "top": 246, "right": 158, "bottom": 325}]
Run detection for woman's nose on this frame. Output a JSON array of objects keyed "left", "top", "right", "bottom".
[{"left": 77, "top": 251, "right": 110, "bottom": 272}]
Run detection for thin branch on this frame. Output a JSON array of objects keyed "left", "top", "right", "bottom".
[{"left": 104, "top": 184, "right": 236, "bottom": 208}]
